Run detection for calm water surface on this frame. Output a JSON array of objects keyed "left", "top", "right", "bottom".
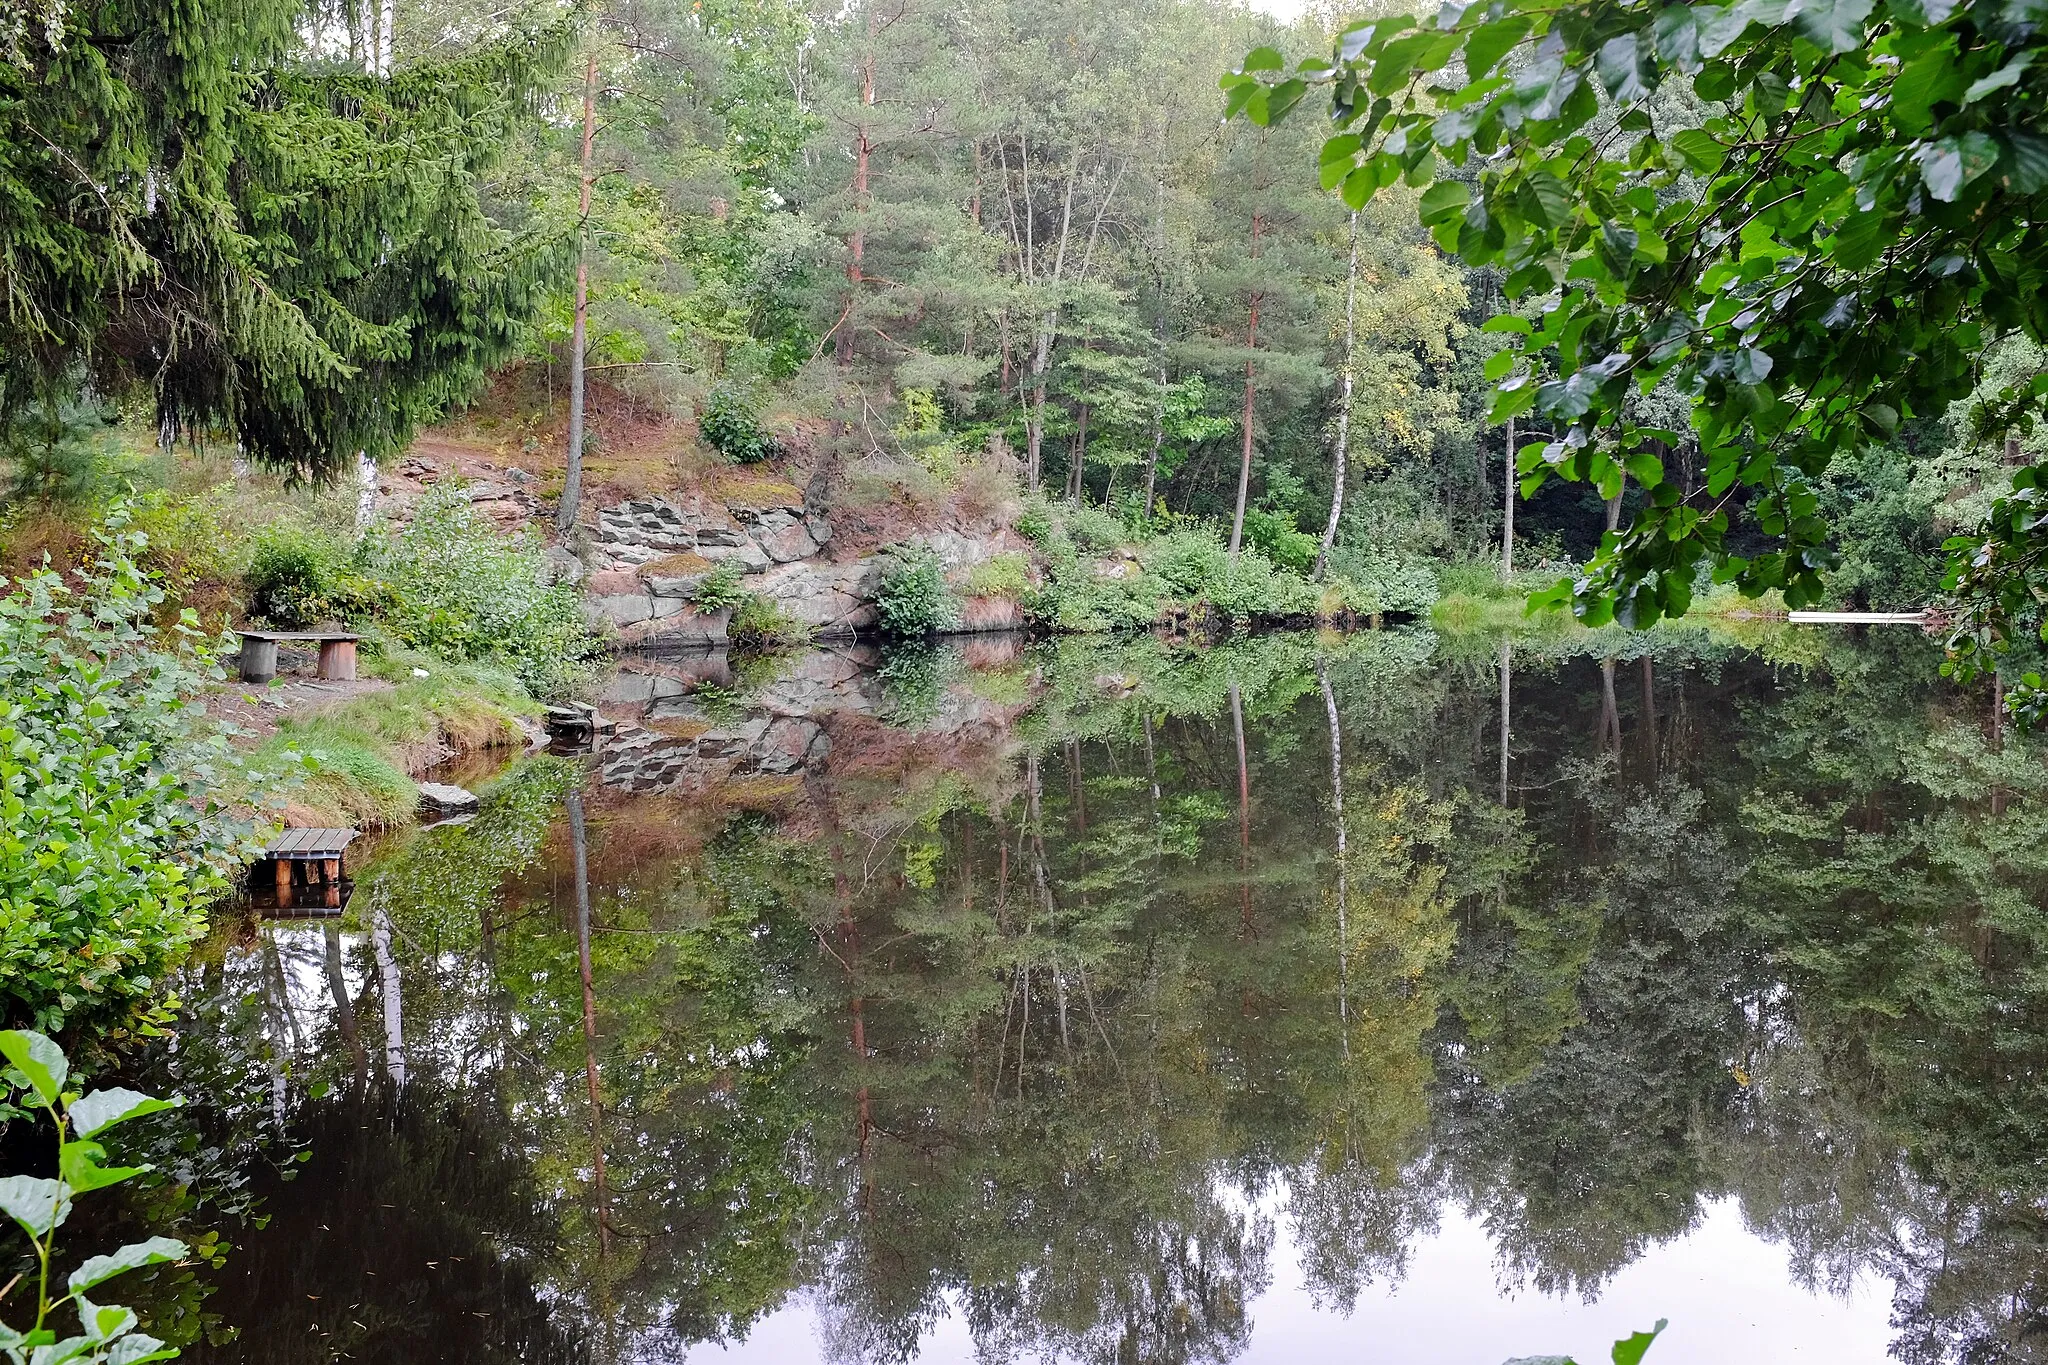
[{"left": 103, "top": 626, "right": 2048, "bottom": 1363}]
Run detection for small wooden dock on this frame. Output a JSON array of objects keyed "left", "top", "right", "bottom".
[{"left": 252, "top": 828, "right": 359, "bottom": 916}]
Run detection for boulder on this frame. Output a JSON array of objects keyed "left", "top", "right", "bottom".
[
  {"left": 758, "top": 519, "right": 821, "bottom": 563},
  {"left": 418, "top": 782, "right": 480, "bottom": 814},
  {"left": 698, "top": 540, "right": 771, "bottom": 572},
  {"left": 589, "top": 593, "right": 655, "bottom": 627}
]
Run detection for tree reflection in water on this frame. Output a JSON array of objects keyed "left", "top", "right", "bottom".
[{"left": 119, "top": 627, "right": 2048, "bottom": 1364}]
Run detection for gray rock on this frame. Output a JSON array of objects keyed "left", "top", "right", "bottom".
[
  {"left": 646, "top": 570, "right": 712, "bottom": 598},
  {"left": 541, "top": 546, "right": 585, "bottom": 586},
  {"left": 590, "top": 593, "right": 654, "bottom": 626},
  {"left": 649, "top": 594, "right": 693, "bottom": 620},
  {"left": 696, "top": 525, "right": 748, "bottom": 547},
  {"left": 418, "top": 782, "right": 480, "bottom": 814},
  {"left": 758, "top": 520, "right": 821, "bottom": 563},
  {"left": 698, "top": 540, "right": 770, "bottom": 573},
  {"left": 806, "top": 515, "right": 834, "bottom": 546}
]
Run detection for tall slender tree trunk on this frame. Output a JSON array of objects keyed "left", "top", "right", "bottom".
[
  {"left": 1229, "top": 214, "right": 1265, "bottom": 563},
  {"left": 324, "top": 924, "right": 366, "bottom": 1089},
  {"left": 569, "top": 790, "right": 611, "bottom": 1258},
  {"left": 1143, "top": 178, "right": 1168, "bottom": 522},
  {"left": 1068, "top": 403, "right": 1089, "bottom": 501},
  {"left": 1605, "top": 486, "right": 1623, "bottom": 533},
  {"left": 370, "top": 898, "right": 405, "bottom": 1087},
  {"left": 1315, "top": 213, "right": 1361, "bottom": 582},
  {"left": 1319, "top": 664, "right": 1349, "bottom": 1056},
  {"left": 836, "top": 39, "right": 874, "bottom": 367},
  {"left": 558, "top": 48, "right": 598, "bottom": 536},
  {"left": 1231, "top": 681, "right": 1252, "bottom": 937},
  {"left": 1501, "top": 415, "right": 1516, "bottom": 578},
  {"left": 1499, "top": 639, "right": 1512, "bottom": 805}
]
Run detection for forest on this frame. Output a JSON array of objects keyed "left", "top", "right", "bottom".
[{"left": 11, "top": 0, "right": 2048, "bottom": 650}]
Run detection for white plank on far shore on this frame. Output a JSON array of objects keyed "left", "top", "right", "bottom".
[{"left": 1785, "top": 610, "right": 1930, "bottom": 625}]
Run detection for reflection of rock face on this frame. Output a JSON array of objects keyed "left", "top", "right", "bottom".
[{"left": 589, "top": 648, "right": 1019, "bottom": 800}]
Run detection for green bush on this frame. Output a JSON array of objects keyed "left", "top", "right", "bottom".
[
  {"left": 877, "top": 640, "right": 957, "bottom": 726},
  {"left": 966, "top": 551, "right": 1032, "bottom": 598},
  {"left": 699, "top": 385, "right": 780, "bottom": 464},
  {"left": 1242, "top": 508, "right": 1319, "bottom": 573},
  {"left": 1067, "top": 504, "right": 1124, "bottom": 553},
  {"left": 1144, "top": 529, "right": 1231, "bottom": 598},
  {"left": 245, "top": 522, "right": 378, "bottom": 627},
  {"left": 692, "top": 560, "right": 749, "bottom": 612},
  {"left": 1015, "top": 494, "right": 1057, "bottom": 547},
  {"left": 358, "top": 485, "right": 597, "bottom": 697},
  {"left": 730, "top": 592, "right": 813, "bottom": 648},
  {"left": 0, "top": 512, "right": 293, "bottom": 1032},
  {"left": 873, "top": 542, "right": 959, "bottom": 638},
  {"left": 1329, "top": 546, "right": 1441, "bottom": 615}
]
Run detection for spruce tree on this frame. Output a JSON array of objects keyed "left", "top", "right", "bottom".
[{"left": 0, "top": 1, "right": 572, "bottom": 481}]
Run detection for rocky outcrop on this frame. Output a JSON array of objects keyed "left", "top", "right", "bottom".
[{"left": 582, "top": 487, "right": 1031, "bottom": 646}]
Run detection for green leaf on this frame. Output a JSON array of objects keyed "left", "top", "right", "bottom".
[
  {"left": 1921, "top": 132, "right": 2003, "bottom": 201},
  {"left": 0, "top": 1175, "right": 70, "bottom": 1238},
  {"left": 1522, "top": 170, "right": 1575, "bottom": 228},
  {"left": 67, "top": 1089, "right": 180, "bottom": 1140},
  {"left": 1832, "top": 211, "right": 1892, "bottom": 270},
  {"left": 1597, "top": 34, "right": 1651, "bottom": 101},
  {"left": 1652, "top": 6, "right": 1701, "bottom": 69},
  {"left": 0, "top": 1031, "right": 67, "bottom": 1106},
  {"left": 2008, "top": 132, "right": 2048, "bottom": 192},
  {"left": 1966, "top": 54, "right": 2032, "bottom": 104},
  {"left": 1793, "top": 0, "right": 1874, "bottom": 54},
  {"left": 1613, "top": 1320, "right": 1668, "bottom": 1365},
  {"left": 107, "top": 1334, "right": 177, "bottom": 1365},
  {"left": 1890, "top": 48, "right": 1961, "bottom": 131},
  {"left": 1890, "top": 0, "right": 1960, "bottom": 23},
  {"left": 68, "top": 1238, "right": 187, "bottom": 1296},
  {"left": 1626, "top": 451, "right": 1666, "bottom": 485},
  {"left": 79, "top": 1300, "right": 137, "bottom": 1345},
  {"left": 1670, "top": 128, "right": 1725, "bottom": 175},
  {"left": 60, "top": 1139, "right": 148, "bottom": 1195},
  {"left": 1418, "top": 179, "right": 1470, "bottom": 224},
  {"left": 1240, "top": 46, "right": 1285, "bottom": 73},
  {"left": 1732, "top": 347, "right": 1773, "bottom": 383},
  {"left": 1465, "top": 16, "right": 1531, "bottom": 75}
]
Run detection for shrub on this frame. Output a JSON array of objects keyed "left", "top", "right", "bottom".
[
  {"left": 245, "top": 522, "right": 375, "bottom": 627},
  {"left": 730, "top": 592, "right": 813, "bottom": 649},
  {"left": 873, "top": 542, "right": 959, "bottom": 638},
  {"left": 692, "top": 560, "right": 749, "bottom": 612},
  {"left": 1067, "top": 504, "right": 1124, "bottom": 553},
  {"left": 965, "top": 551, "right": 1032, "bottom": 599},
  {"left": 1242, "top": 508, "right": 1319, "bottom": 573},
  {"left": 1015, "top": 494, "right": 1057, "bottom": 547},
  {"left": 1143, "top": 529, "right": 1231, "bottom": 598},
  {"left": 877, "top": 640, "right": 957, "bottom": 726},
  {"left": 1328, "top": 546, "right": 1441, "bottom": 616},
  {"left": 0, "top": 512, "right": 292, "bottom": 1033},
  {"left": 699, "top": 385, "right": 780, "bottom": 464},
  {"left": 358, "top": 485, "right": 597, "bottom": 697}
]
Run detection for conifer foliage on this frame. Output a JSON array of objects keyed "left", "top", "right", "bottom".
[{"left": 0, "top": 1, "right": 572, "bottom": 480}]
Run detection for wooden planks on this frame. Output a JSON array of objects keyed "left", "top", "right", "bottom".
[{"left": 264, "top": 828, "right": 359, "bottom": 860}]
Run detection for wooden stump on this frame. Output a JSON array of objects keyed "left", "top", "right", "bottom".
[
  {"left": 274, "top": 859, "right": 292, "bottom": 910},
  {"left": 240, "top": 636, "right": 279, "bottom": 684},
  {"left": 317, "top": 639, "right": 357, "bottom": 681}
]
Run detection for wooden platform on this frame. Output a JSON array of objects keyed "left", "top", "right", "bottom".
[{"left": 252, "top": 828, "right": 359, "bottom": 914}]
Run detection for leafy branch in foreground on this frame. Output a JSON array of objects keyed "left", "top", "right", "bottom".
[
  {"left": 0, "top": 1029, "right": 187, "bottom": 1365},
  {"left": 1228, "top": 0, "right": 2048, "bottom": 632}
]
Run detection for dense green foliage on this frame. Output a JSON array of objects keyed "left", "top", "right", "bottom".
[
  {"left": 1231, "top": 0, "right": 2048, "bottom": 652},
  {"left": 0, "top": 517, "right": 285, "bottom": 1033},
  {"left": 0, "top": 1030, "right": 188, "bottom": 1364},
  {"left": 0, "top": 1, "right": 571, "bottom": 479},
  {"left": 872, "top": 542, "right": 959, "bottom": 638}
]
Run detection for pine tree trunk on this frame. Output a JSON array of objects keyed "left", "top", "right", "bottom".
[
  {"left": 1228, "top": 214, "right": 1264, "bottom": 563},
  {"left": 1315, "top": 212, "right": 1360, "bottom": 582},
  {"left": 558, "top": 48, "right": 598, "bottom": 536}
]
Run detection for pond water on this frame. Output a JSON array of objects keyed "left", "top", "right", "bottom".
[{"left": 86, "top": 625, "right": 2048, "bottom": 1364}]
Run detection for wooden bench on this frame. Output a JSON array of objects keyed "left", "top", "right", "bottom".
[
  {"left": 253, "top": 827, "right": 359, "bottom": 915},
  {"left": 236, "top": 629, "right": 359, "bottom": 684}
]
